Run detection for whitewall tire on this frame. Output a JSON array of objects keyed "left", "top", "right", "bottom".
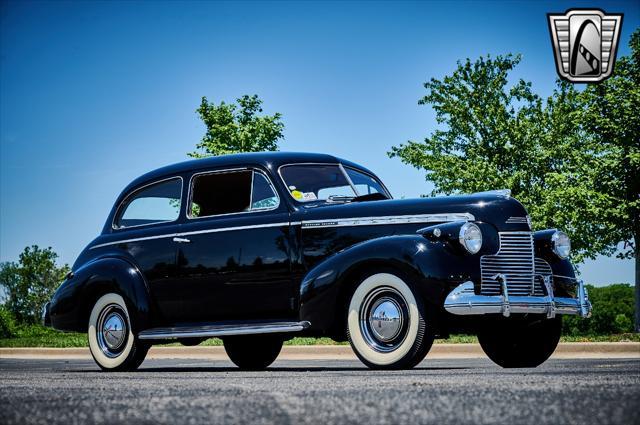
[
  {"left": 88, "top": 293, "right": 148, "bottom": 371},
  {"left": 347, "top": 272, "right": 434, "bottom": 369}
]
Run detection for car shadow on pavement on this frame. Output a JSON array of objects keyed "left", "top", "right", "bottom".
[{"left": 118, "top": 366, "right": 472, "bottom": 373}]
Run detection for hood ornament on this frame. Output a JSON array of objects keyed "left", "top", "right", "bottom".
[{"left": 474, "top": 189, "right": 511, "bottom": 199}]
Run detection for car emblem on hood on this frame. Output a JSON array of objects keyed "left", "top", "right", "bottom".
[
  {"left": 505, "top": 216, "right": 532, "bottom": 230},
  {"left": 547, "top": 9, "right": 623, "bottom": 83}
]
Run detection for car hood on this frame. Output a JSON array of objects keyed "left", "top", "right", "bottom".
[{"left": 297, "top": 194, "right": 531, "bottom": 232}]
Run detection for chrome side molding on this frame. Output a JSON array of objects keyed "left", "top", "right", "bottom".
[
  {"left": 300, "top": 212, "right": 475, "bottom": 229},
  {"left": 443, "top": 280, "right": 592, "bottom": 318},
  {"left": 138, "top": 320, "right": 311, "bottom": 340}
]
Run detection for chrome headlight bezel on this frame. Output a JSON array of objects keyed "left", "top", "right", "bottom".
[
  {"left": 551, "top": 230, "right": 571, "bottom": 259},
  {"left": 458, "top": 222, "right": 483, "bottom": 254}
]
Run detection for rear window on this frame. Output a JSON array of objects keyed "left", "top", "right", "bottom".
[
  {"left": 189, "top": 170, "right": 279, "bottom": 218},
  {"left": 114, "top": 178, "right": 182, "bottom": 229}
]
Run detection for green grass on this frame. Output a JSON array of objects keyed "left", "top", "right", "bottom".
[
  {"left": 557, "top": 333, "right": 640, "bottom": 342},
  {"left": 0, "top": 325, "right": 87, "bottom": 348},
  {"left": 1, "top": 325, "right": 638, "bottom": 348}
]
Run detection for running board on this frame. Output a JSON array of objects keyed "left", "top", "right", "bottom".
[{"left": 138, "top": 320, "right": 311, "bottom": 340}]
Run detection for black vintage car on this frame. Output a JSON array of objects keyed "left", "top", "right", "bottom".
[{"left": 44, "top": 152, "right": 591, "bottom": 371}]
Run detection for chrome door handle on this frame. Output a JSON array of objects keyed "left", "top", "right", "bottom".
[{"left": 172, "top": 237, "right": 191, "bottom": 243}]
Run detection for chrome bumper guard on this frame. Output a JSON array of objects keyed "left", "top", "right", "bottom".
[
  {"left": 42, "top": 302, "right": 52, "bottom": 327},
  {"left": 443, "top": 276, "right": 592, "bottom": 318}
]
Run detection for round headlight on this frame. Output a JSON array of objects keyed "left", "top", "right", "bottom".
[
  {"left": 552, "top": 231, "right": 571, "bottom": 259},
  {"left": 459, "top": 222, "right": 482, "bottom": 254}
]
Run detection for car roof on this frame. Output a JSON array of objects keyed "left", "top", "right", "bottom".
[{"left": 122, "top": 151, "right": 376, "bottom": 193}]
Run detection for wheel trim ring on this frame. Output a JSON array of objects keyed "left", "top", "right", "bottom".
[{"left": 359, "top": 287, "right": 409, "bottom": 353}]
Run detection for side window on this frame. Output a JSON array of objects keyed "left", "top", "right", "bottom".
[
  {"left": 189, "top": 169, "right": 280, "bottom": 219},
  {"left": 251, "top": 172, "right": 279, "bottom": 210},
  {"left": 115, "top": 178, "right": 182, "bottom": 229},
  {"left": 189, "top": 170, "right": 253, "bottom": 218}
]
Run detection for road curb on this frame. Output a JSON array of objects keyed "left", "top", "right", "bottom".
[{"left": 1, "top": 342, "right": 638, "bottom": 360}]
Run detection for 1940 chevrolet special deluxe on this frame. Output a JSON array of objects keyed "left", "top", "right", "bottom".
[{"left": 44, "top": 152, "right": 591, "bottom": 371}]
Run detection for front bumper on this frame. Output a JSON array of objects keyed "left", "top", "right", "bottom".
[{"left": 443, "top": 277, "right": 592, "bottom": 318}]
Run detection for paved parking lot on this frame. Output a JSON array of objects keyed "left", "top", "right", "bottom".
[{"left": 1, "top": 357, "right": 638, "bottom": 425}]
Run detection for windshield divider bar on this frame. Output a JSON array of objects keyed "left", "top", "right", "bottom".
[{"left": 339, "top": 163, "right": 359, "bottom": 197}]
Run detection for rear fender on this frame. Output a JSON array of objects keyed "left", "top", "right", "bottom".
[{"left": 49, "top": 257, "right": 151, "bottom": 333}]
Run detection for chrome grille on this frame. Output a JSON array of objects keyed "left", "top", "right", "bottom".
[
  {"left": 480, "top": 232, "right": 545, "bottom": 296},
  {"left": 534, "top": 258, "right": 553, "bottom": 295}
]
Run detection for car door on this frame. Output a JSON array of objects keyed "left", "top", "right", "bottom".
[{"left": 173, "top": 167, "right": 294, "bottom": 323}]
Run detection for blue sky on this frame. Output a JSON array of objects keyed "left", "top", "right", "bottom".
[{"left": 1, "top": 0, "right": 638, "bottom": 285}]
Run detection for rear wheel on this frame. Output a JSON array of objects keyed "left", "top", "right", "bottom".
[
  {"left": 88, "top": 293, "right": 149, "bottom": 371},
  {"left": 223, "top": 335, "right": 283, "bottom": 370},
  {"left": 478, "top": 316, "right": 562, "bottom": 368},
  {"left": 346, "top": 272, "right": 434, "bottom": 369}
]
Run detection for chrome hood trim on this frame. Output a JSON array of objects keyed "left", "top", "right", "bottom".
[{"left": 300, "top": 213, "right": 474, "bottom": 229}]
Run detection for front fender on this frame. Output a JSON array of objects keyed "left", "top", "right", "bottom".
[
  {"left": 49, "top": 256, "right": 152, "bottom": 333},
  {"left": 299, "top": 234, "right": 481, "bottom": 334}
]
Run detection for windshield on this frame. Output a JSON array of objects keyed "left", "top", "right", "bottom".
[{"left": 279, "top": 164, "right": 390, "bottom": 202}]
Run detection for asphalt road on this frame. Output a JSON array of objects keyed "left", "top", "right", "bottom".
[{"left": 1, "top": 357, "right": 638, "bottom": 425}]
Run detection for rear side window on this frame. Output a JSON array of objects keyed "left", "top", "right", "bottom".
[
  {"left": 189, "top": 170, "right": 279, "bottom": 218},
  {"left": 114, "top": 178, "right": 182, "bottom": 229}
]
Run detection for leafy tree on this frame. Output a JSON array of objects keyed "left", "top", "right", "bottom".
[
  {"left": 389, "top": 53, "right": 590, "bottom": 259},
  {"left": 0, "top": 246, "right": 69, "bottom": 324},
  {"left": 0, "top": 306, "right": 16, "bottom": 338},
  {"left": 190, "top": 94, "right": 284, "bottom": 157},
  {"left": 579, "top": 29, "right": 640, "bottom": 331},
  {"left": 389, "top": 31, "right": 639, "bottom": 330},
  {"left": 562, "top": 284, "right": 635, "bottom": 335}
]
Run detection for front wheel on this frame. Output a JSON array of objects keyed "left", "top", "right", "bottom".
[
  {"left": 346, "top": 272, "right": 434, "bottom": 369},
  {"left": 478, "top": 316, "right": 562, "bottom": 368},
  {"left": 88, "top": 293, "right": 149, "bottom": 371},
  {"left": 223, "top": 335, "right": 283, "bottom": 370}
]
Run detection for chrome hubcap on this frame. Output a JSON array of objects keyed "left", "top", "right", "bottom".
[
  {"left": 96, "top": 304, "right": 128, "bottom": 358},
  {"left": 368, "top": 298, "right": 403, "bottom": 342},
  {"left": 360, "top": 287, "right": 408, "bottom": 353},
  {"left": 102, "top": 313, "right": 126, "bottom": 350}
]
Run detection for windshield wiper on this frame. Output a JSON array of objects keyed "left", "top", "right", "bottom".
[
  {"left": 326, "top": 195, "right": 354, "bottom": 203},
  {"left": 351, "top": 193, "right": 389, "bottom": 202},
  {"left": 326, "top": 193, "right": 389, "bottom": 203}
]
